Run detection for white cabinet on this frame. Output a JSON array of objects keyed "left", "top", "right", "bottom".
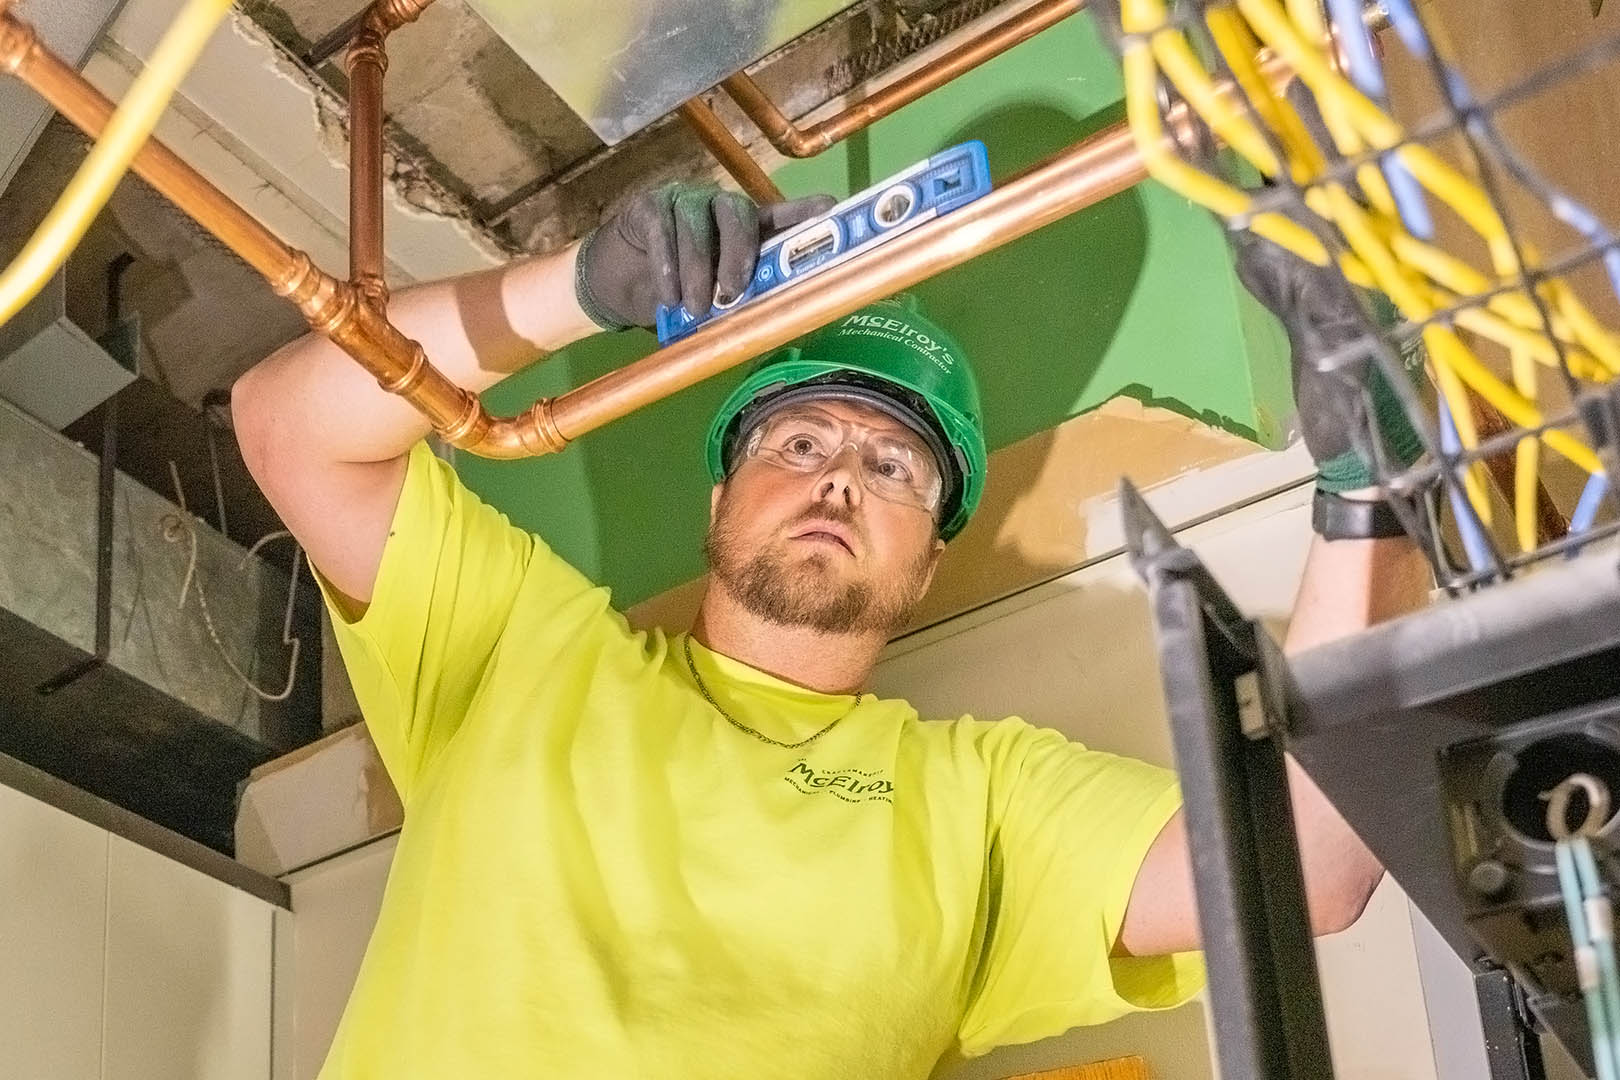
[
  {"left": 0, "top": 780, "right": 277, "bottom": 1080},
  {"left": 102, "top": 837, "right": 273, "bottom": 1080},
  {"left": 282, "top": 835, "right": 398, "bottom": 1080},
  {"left": 0, "top": 783, "right": 108, "bottom": 1080}
]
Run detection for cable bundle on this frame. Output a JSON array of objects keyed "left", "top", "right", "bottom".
[{"left": 1100, "top": 0, "right": 1620, "bottom": 584}]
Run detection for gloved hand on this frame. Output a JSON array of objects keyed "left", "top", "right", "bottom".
[
  {"left": 575, "top": 183, "right": 837, "bottom": 331},
  {"left": 1231, "top": 230, "right": 1426, "bottom": 494}
]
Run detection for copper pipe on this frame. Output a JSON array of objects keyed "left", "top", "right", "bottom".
[
  {"left": 346, "top": 25, "right": 388, "bottom": 309},
  {"left": 548, "top": 116, "right": 1149, "bottom": 441},
  {"left": 344, "top": 0, "right": 433, "bottom": 311},
  {"left": 677, "top": 96, "right": 784, "bottom": 204},
  {"left": 721, "top": 0, "right": 1083, "bottom": 158},
  {"left": 1466, "top": 387, "right": 1568, "bottom": 545},
  {"left": 0, "top": 6, "right": 559, "bottom": 458}
]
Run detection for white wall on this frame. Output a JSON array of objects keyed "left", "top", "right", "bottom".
[
  {"left": 0, "top": 781, "right": 276, "bottom": 1080},
  {"left": 276, "top": 479, "right": 1444, "bottom": 1079}
]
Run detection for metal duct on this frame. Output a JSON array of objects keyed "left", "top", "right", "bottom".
[
  {"left": 0, "top": 269, "right": 135, "bottom": 429},
  {"left": 460, "top": 0, "right": 858, "bottom": 144}
]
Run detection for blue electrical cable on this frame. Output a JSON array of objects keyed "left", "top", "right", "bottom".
[
  {"left": 1575, "top": 836, "right": 1620, "bottom": 1067},
  {"left": 1438, "top": 397, "right": 1492, "bottom": 571},
  {"left": 1557, "top": 837, "right": 1620, "bottom": 1080},
  {"left": 1569, "top": 473, "right": 1609, "bottom": 557},
  {"left": 1322, "top": 0, "right": 1433, "bottom": 238}
]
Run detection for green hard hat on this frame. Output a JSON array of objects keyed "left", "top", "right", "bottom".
[{"left": 705, "top": 294, "right": 987, "bottom": 541}]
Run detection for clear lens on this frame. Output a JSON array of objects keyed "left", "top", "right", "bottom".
[{"left": 745, "top": 410, "right": 942, "bottom": 513}]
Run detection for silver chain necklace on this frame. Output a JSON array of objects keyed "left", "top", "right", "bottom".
[{"left": 683, "top": 636, "right": 864, "bottom": 751}]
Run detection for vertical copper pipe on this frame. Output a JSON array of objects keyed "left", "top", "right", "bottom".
[
  {"left": 342, "top": 0, "right": 434, "bottom": 311},
  {"left": 676, "top": 96, "right": 784, "bottom": 204},
  {"left": 346, "top": 23, "right": 388, "bottom": 309},
  {"left": 722, "top": 0, "right": 1083, "bottom": 158}
]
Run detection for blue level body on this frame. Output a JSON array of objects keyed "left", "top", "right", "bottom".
[{"left": 655, "top": 140, "right": 993, "bottom": 345}]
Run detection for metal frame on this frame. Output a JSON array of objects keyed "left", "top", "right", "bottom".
[
  {"left": 1121, "top": 475, "right": 1620, "bottom": 1079},
  {"left": 1121, "top": 481, "right": 1333, "bottom": 1079}
]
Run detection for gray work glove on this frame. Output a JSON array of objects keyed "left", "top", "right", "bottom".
[
  {"left": 1231, "top": 230, "right": 1426, "bottom": 493},
  {"left": 575, "top": 183, "right": 836, "bottom": 331}
]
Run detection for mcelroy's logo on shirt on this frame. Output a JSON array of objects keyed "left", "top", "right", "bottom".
[{"left": 784, "top": 760, "right": 894, "bottom": 804}]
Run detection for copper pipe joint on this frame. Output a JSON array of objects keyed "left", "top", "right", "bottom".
[
  {"left": 0, "top": 7, "right": 37, "bottom": 76},
  {"left": 676, "top": 97, "right": 783, "bottom": 204},
  {"left": 723, "top": 0, "right": 1083, "bottom": 158},
  {"left": 366, "top": 0, "right": 434, "bottom": 37}
]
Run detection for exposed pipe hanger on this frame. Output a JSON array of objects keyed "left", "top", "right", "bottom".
[{"left": 719, "top": 0, "right": 1084, "bottom": 159}]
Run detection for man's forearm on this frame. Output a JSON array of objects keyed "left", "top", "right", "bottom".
[
  {"left": 1116, "top": 527, "right": 1433, "bottom": 956},
  {"left": 1283, "top": 531, "right": 1433, "bottom": 932},
  {"left": 235, "top": 240, "right": 601, "bottom": 464}
]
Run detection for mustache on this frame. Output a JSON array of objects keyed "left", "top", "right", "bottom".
[{"left": 786, "top": 505, "right": 863, "bottom": 535}]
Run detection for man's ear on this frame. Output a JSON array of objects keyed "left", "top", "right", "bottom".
[
  {"left": 710, "top": 481, "right": 725, "bottom": 525},
  {"left": 918, "top": 537, "right": 947, "bottom": 594}
]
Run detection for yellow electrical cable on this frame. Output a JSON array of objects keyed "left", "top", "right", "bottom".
[
  {"left": 1391, "top": 234, "right": 1620, "bottom": 377},
  {"left": 1278, "top": 0, "right": 1395, "bottom": 218},
  {"left": 1120, "top": 17, "right": 1331, "bottom": 263},
  {"left": 1118, "top": 0, "right": 1611, "bottom": 525},
  {"left": 1321, "top": 179, "right": 1499, "bottom": 518},
  {"left": 1511, "top": 342, "right": 1540, "bottom": 552},
  {"left": 1546, "top": 279, "right": 1620, "bottom": 374},
  {"left": 0, "top": 0, "right": 235, "bottom": 324},
  {"left": 1150, "top": 28, "right": 1282, "bottom": 175},
  {"left": 1237, "top": 0, "right": 1521, "bottom": 273},
  {"left": 1235, "top": 0, "right": 1608, "bottom": 487},
  {"left": 1127, "top": 0, "right": 1284, "bottom": 175},
  {"left": 1207, "top": 8, "right": 1325, "bottom": 182}
]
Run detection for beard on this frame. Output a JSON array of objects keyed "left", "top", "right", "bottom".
[{"left": 704, "top": 495, "right": 935, "bottom": 636}]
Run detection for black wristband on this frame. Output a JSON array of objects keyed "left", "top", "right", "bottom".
[{"left": 1312, "top": 489, "right": 1409, "bottom": 541}]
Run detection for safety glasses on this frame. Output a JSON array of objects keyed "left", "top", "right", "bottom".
[{"left": 742, "top": 406, "right": 943, "bottom": 514}]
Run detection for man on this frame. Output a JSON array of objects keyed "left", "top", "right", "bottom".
[{"left": 233, "top": 183, "right": 1429, "bottom": 1078}]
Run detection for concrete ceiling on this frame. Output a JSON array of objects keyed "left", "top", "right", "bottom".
[{"left": 238, "top": 0, "right": 1009, "bottom": 253}]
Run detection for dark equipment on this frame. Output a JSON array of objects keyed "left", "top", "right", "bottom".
[{"left": 1120, "top": 477, "right": 1620, "bottom": 1078}]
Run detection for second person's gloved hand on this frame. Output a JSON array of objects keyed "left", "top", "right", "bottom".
[{"left": 575, "top": 183, "right": 837, "bottom": 332}]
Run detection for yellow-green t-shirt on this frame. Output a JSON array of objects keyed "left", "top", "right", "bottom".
[{"left": 314, "top": 442, "right": 1203, "bottom": 1080}]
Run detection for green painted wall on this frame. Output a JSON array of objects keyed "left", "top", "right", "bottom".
[{"left": 458, "top": 12, "right": 1290, "bottom": 607}]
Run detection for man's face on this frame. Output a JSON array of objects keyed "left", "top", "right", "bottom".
[{"left": 704, "top": 398, "right": 947, "bottom": 636}]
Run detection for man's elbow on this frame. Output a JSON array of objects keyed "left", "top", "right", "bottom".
[
  {"left": 1310, "top": 864, "right": 1385, "bottom": 937},
  {"left": 230, "top": 365, "right": 270, "bottom": 469}
]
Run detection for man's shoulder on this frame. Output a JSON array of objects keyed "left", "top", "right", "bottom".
[{"left": 896, "top": 710, "right": 1051, "bottom": 767}]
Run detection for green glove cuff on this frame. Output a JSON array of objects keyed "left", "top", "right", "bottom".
[
  {"left": 573, "top": 226, "right": 631, "bottom": 332},
  {"left": 1315, "top": 342, "right": 1427, "bottom": 492}
]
